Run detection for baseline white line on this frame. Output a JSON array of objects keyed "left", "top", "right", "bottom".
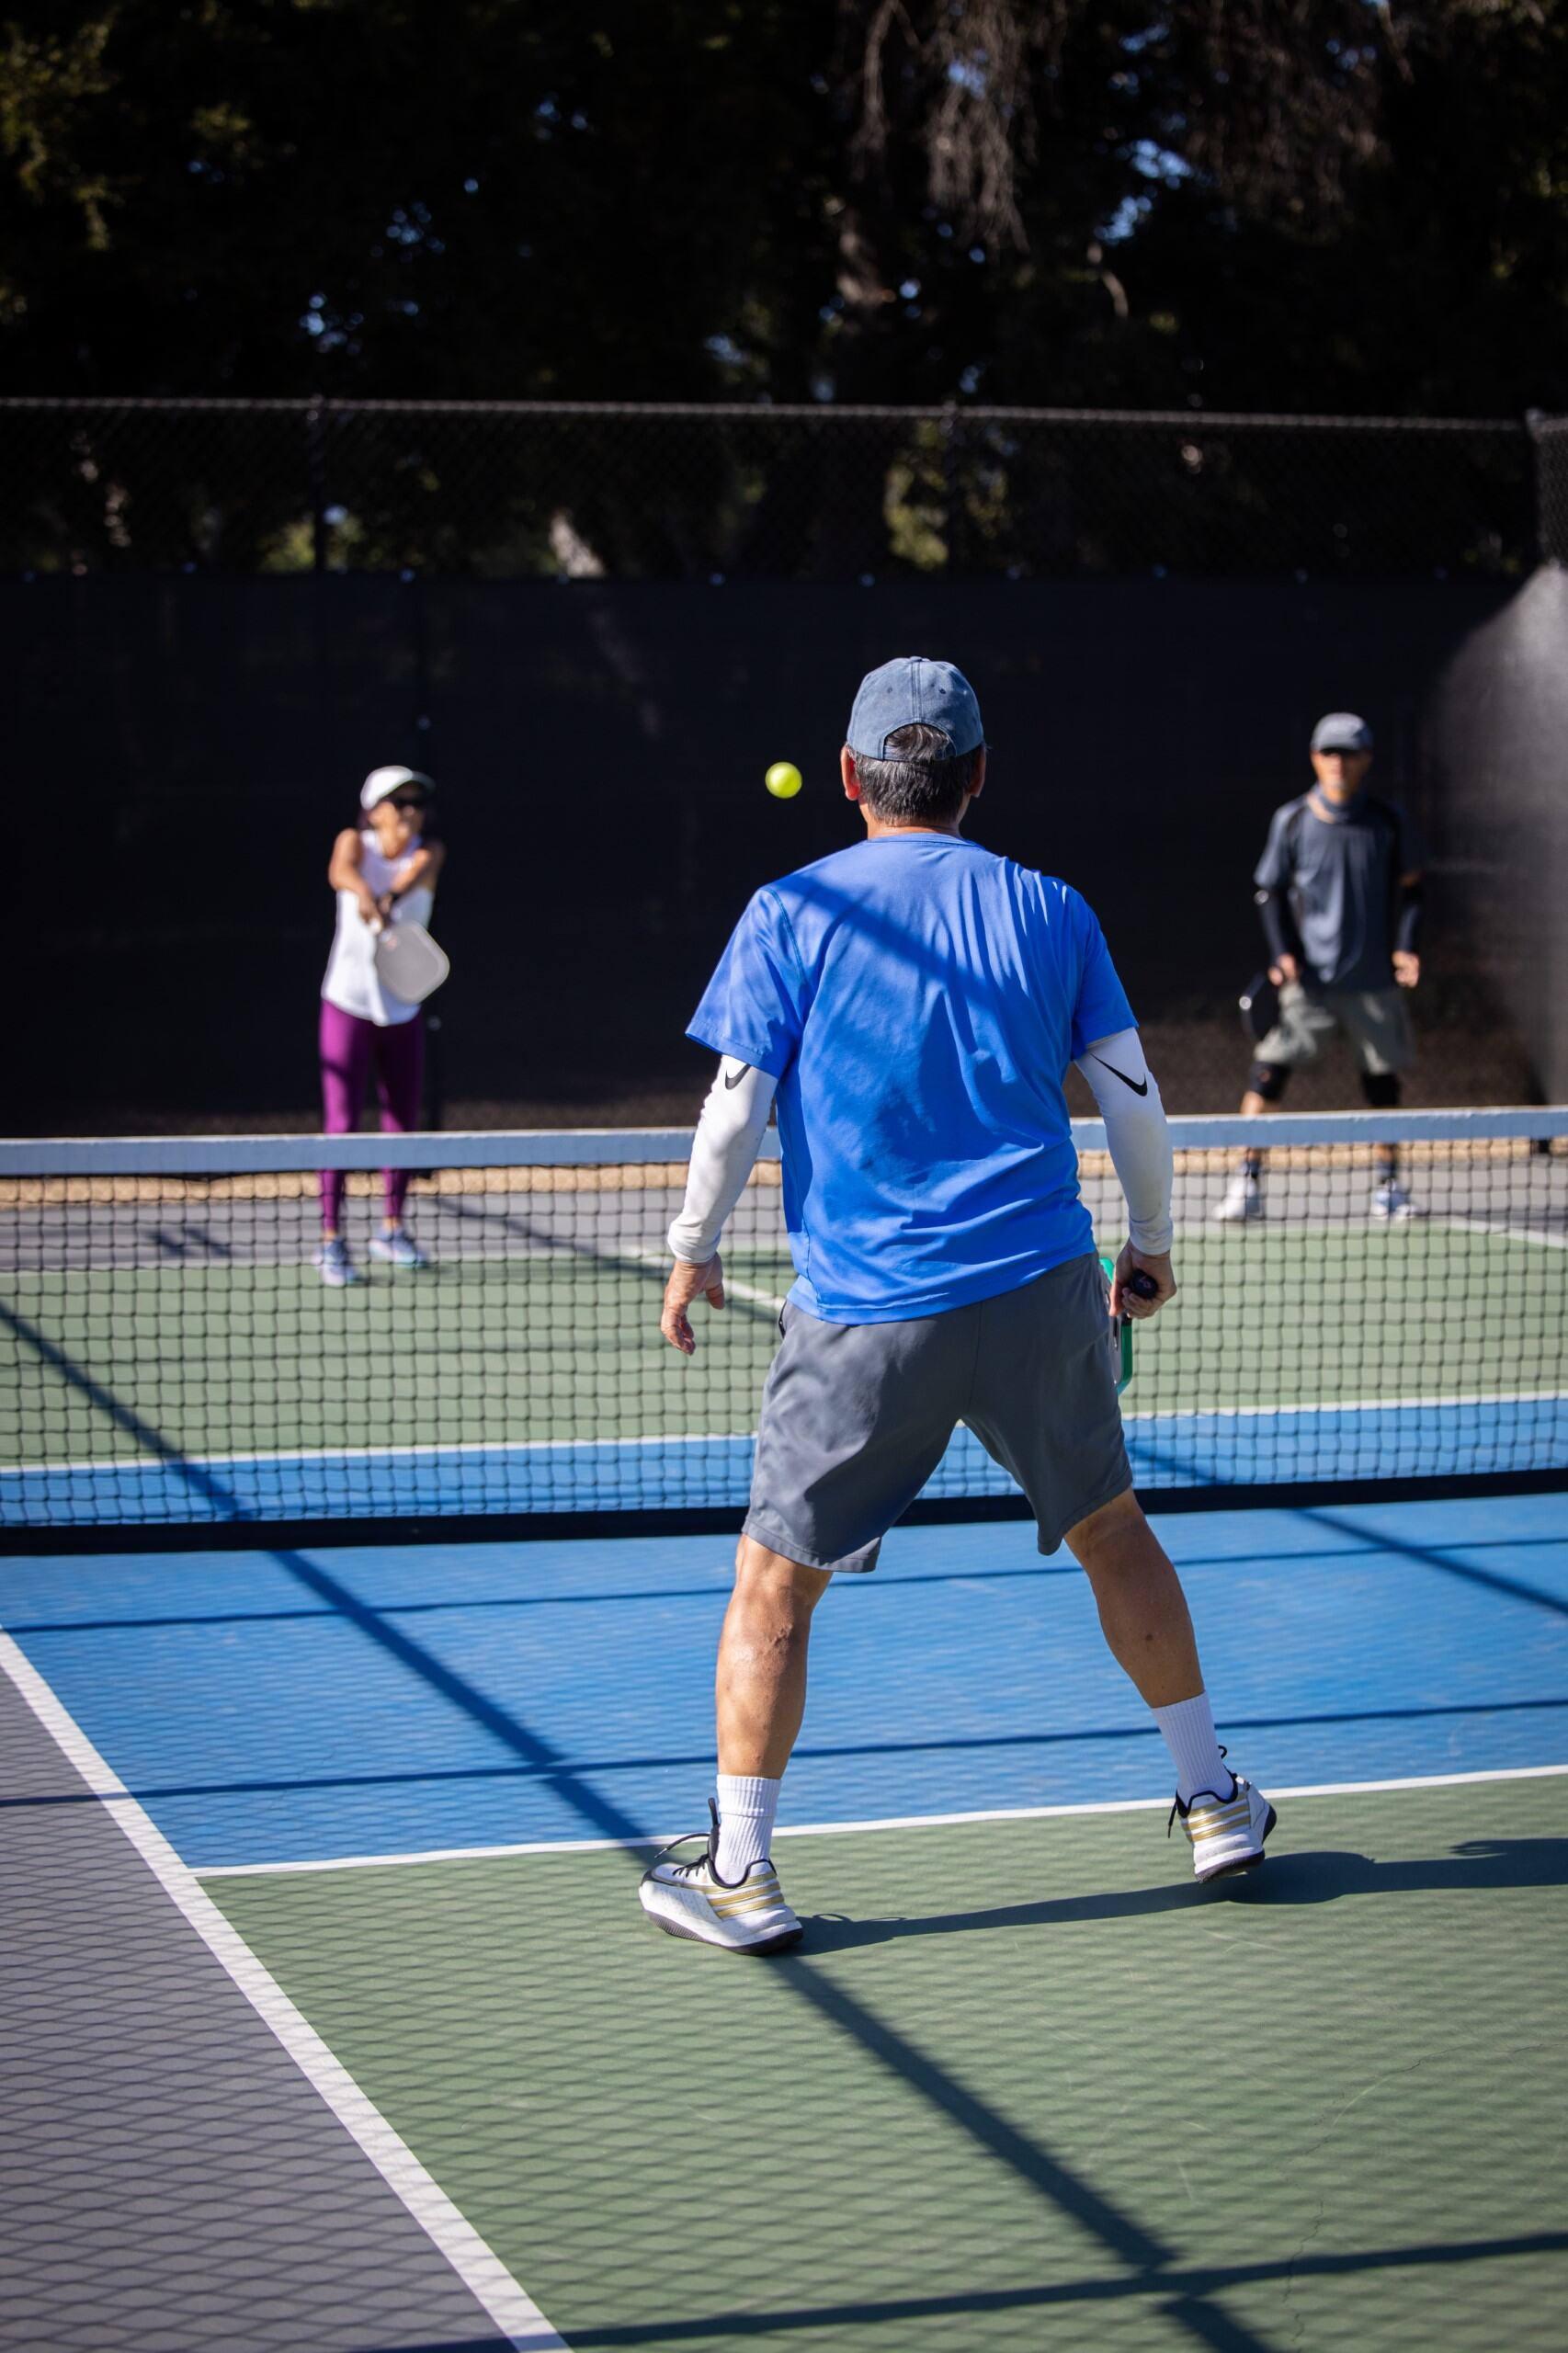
[
  {"left": 0, "top": 1630, "right": 566, "bottom": 2353},
  {"left": 1426, "top": 1217, "right": 1568, "bottom": 1251},
  {"left": 194, "top": 1761, "right": 1568, "bottom": 1879},
  {"left": 1120, "top": 1387, "right": 1568, "bottom": 1424}
]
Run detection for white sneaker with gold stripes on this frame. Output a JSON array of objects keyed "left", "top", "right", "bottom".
[
  {"left": 1170, "top": 1771, "right": 1277, "bottom": 1883},
  {"left": 639, "top": 1802, "right": 802, "bottom": 1954}
]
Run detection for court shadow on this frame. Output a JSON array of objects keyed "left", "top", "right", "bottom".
[{"left": 800, "top": 1836, "right": 1568, "bottom": 1951}]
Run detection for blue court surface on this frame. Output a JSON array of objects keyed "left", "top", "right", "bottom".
[{"left": 3, "top": 1491, "right": 1564, "bottom": 1871}]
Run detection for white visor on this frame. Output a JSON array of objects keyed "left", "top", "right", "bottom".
[{"left": 361, "top": 765, "right": 434, "bottom": 811}]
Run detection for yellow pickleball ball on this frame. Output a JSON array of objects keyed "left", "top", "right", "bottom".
[{"left": 765, "top": 760, "right": 802, "bottom": 800}]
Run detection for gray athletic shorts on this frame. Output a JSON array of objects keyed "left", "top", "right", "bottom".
[
  {"left": 1256, "top": 980, "right": 1415, "bottom": 1076},
  {"left": 743, "top": 1252, "right": 1132, "bottom": 1574}
]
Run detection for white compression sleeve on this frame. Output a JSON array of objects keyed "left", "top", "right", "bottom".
[
  {"left": 667, "top": 1058, "right": 778, "bottom": 1263},
  {"left": 1074, "top": 1029, "right": 1175, "bottom": 1256}
]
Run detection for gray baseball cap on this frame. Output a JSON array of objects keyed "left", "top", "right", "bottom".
[
  {"left": 1311, "top": 711, "right": 1373, "bottom": 754},
  {"left": 846, "top": 656, "right": 984, "bottom": 759}
]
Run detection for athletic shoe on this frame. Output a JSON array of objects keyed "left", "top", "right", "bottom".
[
  {"left": 1370, "top": 1180, "right": 1423, "bottom": 1222},
  {"left": 369, "top": 1225, "right": 429, "bottom": 1269},
  {"left": 1211, "top": 1171, "right": 1263, "bottom": 1222},
  {"left": 638, "top": 1801, "right": 802, "bottom": 1955},
  {"left": 314, "top": 1237, "right": 362, "bottom": 1288},
  {"left": 1170, "top": 1768, "right": 1277, "bottom": 1883}
]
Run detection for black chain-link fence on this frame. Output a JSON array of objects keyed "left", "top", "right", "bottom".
[
  {"left": 2, "top": 399, "right": 1558, "bottom": 582},
  {"left": 7, "top": 398, "right": 1565, "bottom": 1126}
]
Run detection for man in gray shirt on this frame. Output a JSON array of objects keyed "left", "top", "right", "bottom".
[{"left": 1214, "top": 712, "right": 1426, "bottom": 1221}]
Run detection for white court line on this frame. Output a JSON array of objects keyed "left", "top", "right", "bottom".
[
  {"left": 1427, "top": 1217, "right": 1568, "bottom": 1251},
  {"left": 0, "top": 1427, "right": 759, "bottom": 1478},
  {"left": 1162, "top": 1220, "right": 1568, "bottom": 1246},
  {"left": 630, "top": 1248, "right": 786, "bottom": 1314},
  {"left": 1120, "top": 1386, "right": 1568, "bottom": 1426},
  {"left": 715, "top": 1278, "right": 786, "bottom": 1310},
  {"left": 6, "top": 1387, "right": 1565, "bottom": 1480},
  {"left": 194, "top": 1761, "right": 1568, "bottom": 1880},
  {"left": 0, "top": 1630, "right": 567, "bottom": 2353}
]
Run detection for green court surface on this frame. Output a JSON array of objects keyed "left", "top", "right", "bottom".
[
  {"left": 4, "top": 1256, "right": 786, "bottom": 1461},
  {"left": 1121, "top": 1227, "right": 1567, "bottom": 1414},
  {"left": 211, "top": 1775, "right": 1568, "bottom": 2352},
  {"left": 6, "top": 1225, "right": 1562, "bottom": 1465}
]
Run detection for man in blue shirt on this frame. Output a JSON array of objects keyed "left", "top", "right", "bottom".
[{"left": 638, "top": 657, "right": 1275, "bottom": 1955}]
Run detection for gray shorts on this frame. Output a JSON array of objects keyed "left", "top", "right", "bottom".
[
  {"left": 1256, "top": 981, "right": 1415, "bottom": 1076},
  {"left": 743, "top": 1252, "right": 1131, "bottom": 1574}
]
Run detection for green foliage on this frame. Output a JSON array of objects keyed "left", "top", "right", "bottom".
[{"left": 1, "top": 1, "right": 1565, "bottom": 410}]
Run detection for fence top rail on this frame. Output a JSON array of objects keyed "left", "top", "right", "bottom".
[
  {"left": 0, "top": 396, "right": 1538, "bottom": 435},
  {"left": 1, "top": 1108, "right": 1563, "bottom": 1177}
]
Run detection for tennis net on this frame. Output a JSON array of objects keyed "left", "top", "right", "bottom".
[{"left": 3, "top": 1110, "right": 1564, "bottom": 1545}]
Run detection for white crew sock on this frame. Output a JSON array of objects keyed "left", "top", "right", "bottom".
[
  {"left": 1152, "top": 1693, "right": 1235, "bottom": 1804},
  {"left": 714, "top": 1773, "right": 781, "bottom": 1881}
]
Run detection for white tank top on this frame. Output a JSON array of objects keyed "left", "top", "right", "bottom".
[{"left": 321, "top": 832, "right": 436, "bottom": 1027}]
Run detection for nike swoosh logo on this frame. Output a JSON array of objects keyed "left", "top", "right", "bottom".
[
  {"left": 1092, "top": 1056, "right": 1148, "bottom": 1097},
  {"left": 723, "top": 1064, "right": 751, "bottom": 1090}
]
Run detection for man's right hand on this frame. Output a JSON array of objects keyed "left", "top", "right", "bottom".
[
  {"left": 661, "top": 1255, "right": 726, "bottom": 1355},
  {"left": 1268, "top": 953, "right": 1301, "bottom": 986},
  {"left": 1111, "top": 1244, "right": 1176, "bottom": 1321}
]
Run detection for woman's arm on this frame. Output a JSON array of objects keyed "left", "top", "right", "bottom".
[
  {"left": 327, "top": 829, "right": 382, "bottom": 925},
  {"left": 389, "top": 839, "right": 447, "bottom": 901}
]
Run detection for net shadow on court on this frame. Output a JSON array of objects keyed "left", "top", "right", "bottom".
[
  {"left": 2, "top": 1113, "right": 1566, "bottom": 2348},
  {"left": 4, "top": 1492, "right": 1567, "bottom": 2351}
]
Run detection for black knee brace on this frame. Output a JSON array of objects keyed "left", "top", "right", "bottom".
[
  {"left": 1359, "top": 1070, "right": 1401, "bottom": 1110},
  {"left": 1247, "top": 1062, "right": 1290, "bottom": 1103}
]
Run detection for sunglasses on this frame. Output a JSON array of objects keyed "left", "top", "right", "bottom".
[{"left": 388, "top": 791, "right": 428, "bottom": 811}]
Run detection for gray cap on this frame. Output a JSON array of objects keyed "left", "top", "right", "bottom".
[
  {"left": 1311, "top": 712, "right": 1373, "bottom": 754},
  {"left": 846, "top": 656, "right": 984, "bottom": 760}
]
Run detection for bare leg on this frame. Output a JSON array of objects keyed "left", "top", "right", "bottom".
[
  {"left": 716, "top": 1536, "right": 833, "bottom": 1778},
  {"left": 1065, "top": 1488, "right": 1203, "bottom": 1708}
]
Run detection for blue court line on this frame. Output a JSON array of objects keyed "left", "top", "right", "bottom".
[
  {"left": 6, "top": 1401, "right": 1567, "bottom": 1527},
  {"left": 1, "top": 1495, "right": 1563, "bottom": 1870}
]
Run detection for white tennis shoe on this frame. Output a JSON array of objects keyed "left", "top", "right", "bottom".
[
  {"left": 639, "top": 1802, "right": 802, "bottom": 1954},
  {"left": 369, "top": 1225, "right": 430, "bottom": 1268},
  {"left": 314, "top": 1237, "right": 363, "bottom": 1287},
  {"left": 1171, "top": 1769, "right": 1277, "bottom": 1883},
  {"left": 1370, "top": 1179, "right": 1423, "bottom": 1222},
  {"left": 1211, "top": 1171, "right": 1263, "bottom": 1222}
]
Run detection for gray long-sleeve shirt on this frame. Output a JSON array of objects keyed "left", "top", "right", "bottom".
[{"left": 1254, "top": 791, "right": 1425, "bottom": 992}]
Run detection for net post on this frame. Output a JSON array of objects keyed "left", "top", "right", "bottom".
[{"left": 1525, "top": 408, "right": 1568, "bottom": 568}]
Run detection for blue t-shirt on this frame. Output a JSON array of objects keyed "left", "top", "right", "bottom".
[{"left": 687, "top": 833, "right": 1135, "bottom": 1324}]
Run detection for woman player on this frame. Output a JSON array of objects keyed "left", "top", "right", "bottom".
[{"left": 316, "top": 765, "right": 446, "bottom": 1286}]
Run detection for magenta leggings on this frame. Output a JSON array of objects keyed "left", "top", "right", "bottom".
[{"left": 318, "top": 1000, "right": 425, "bottom": 1232}]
